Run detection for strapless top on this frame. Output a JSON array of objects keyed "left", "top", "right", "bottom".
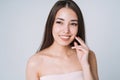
[{"left": 40, "top": 71, "right": 84, "bottom": 80}]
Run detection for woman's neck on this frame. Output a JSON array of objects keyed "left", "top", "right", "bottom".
[{"left": 48, "top": 42, "right": 74, "bottom": 58}]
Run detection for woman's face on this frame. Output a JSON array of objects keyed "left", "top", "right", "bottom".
[{"left": 52, "top": 7, "right": 78, "bottom": 46}]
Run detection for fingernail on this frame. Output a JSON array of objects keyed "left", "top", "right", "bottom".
[{"left": 71, "top": 46, "right": 75, "bottom": 49}]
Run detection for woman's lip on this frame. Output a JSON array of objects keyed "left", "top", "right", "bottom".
[{"left": 59, "top": 35, "right": 71, "bottom": 40}]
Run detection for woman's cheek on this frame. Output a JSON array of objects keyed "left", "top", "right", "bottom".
[{"left": 54, "top": 26, "right": 62, "bottom": 33}]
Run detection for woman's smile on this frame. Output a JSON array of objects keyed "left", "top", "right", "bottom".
[{"left": 59, "top": 35, "right": 72, "bottom": 41}]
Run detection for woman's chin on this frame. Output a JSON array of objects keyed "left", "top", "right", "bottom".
[{"left": 57, "top": 42, "right": 72, "bottom": 47}]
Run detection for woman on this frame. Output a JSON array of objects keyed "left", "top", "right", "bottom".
[{"left": 26, "top": 0, "right": 99, "bottom": 80}]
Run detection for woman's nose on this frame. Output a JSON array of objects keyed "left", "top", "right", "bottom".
[{"left": 63, "top": 24, "right": 70, "bottom": 33}]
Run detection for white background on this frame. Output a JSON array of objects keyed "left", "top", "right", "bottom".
[{"left": 0, "top": 0, "right": 120, "bottom": 80}]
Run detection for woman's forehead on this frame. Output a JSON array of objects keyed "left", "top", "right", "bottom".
[{"left": 55, "top": 7, "right": 78, "bottom": 20}]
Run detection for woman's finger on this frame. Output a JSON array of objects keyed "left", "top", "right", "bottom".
[
  {"left": 75, "top": 36, "right": 88, "bottom": 48},
  {"left": 72, "top": 44, "right": 88, "bottom": 52},
  {"left": 71, "top": 42, "right": 79, "bottom": 50},
  {"left": 72, "top": 42, "right": 86, "bottom": 51}
]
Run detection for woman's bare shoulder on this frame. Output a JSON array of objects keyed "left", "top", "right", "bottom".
[
  {"left": 26, "top": 51, "right": 46, "bottom": 69},
  {"left": 27, "top": 54, "right": 39, "bottom": 69},
  {"left": 26, "top": 51, "right": 48, "bottom": 79},
  {"left": 88, "top": 50, "right": 98, "bottom": 66},
  {"left": 89, "top": 50, "right": 96, "bottom": 59},
  {"left": 89, "top": 50, "right": 99, "bottom": 80},
  {"left": 27, "top": 48, "right": 50, "bottom": 66}
]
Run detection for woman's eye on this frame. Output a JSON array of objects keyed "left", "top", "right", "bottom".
[
  {"left": 56, "top": 21, "right": 63, "bottom": 24},
  {"left": 71, "top": 23, "right": 78, "bottom": 26}
]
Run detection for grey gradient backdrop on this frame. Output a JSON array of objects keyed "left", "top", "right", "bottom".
[{"left": 0, "top": 0, "right": 120, "bottom": 80}]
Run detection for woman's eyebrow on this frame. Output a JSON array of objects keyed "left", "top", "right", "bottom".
[
  {"left": 56, "top": 18, "right": 64, "bottom": 21},
  {"left": 56, "top": 18, "right": 78, "bottom": 22},
  {"left": 71, "top": 19, "right": 78, "bottom": 22}
]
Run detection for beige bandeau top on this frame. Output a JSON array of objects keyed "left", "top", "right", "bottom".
[{"left": 40, "top": 71, "right": 84, "bottom": 80}]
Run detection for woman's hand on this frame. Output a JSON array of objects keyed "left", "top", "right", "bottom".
[{"left": 72, "top": 36, "right": 90, "bottom": 67}]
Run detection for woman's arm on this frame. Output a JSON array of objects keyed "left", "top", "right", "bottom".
[
  {"left": 72, "top": 37, "right": 99, "bottom": 80},
  {"left": 89, "top": 50, "right": 99, "bottom": 80},
  {"left": 26, "top": 55, "right": 40, "bottom": 80},
  {"left": 82, "top": 51, "right": 99, "bottom": 80}
]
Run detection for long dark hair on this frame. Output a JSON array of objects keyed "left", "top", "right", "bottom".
[{"left": 37, "top": 0, "right": 85, "bottom": 52}]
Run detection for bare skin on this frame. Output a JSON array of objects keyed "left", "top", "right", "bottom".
[
  {"left": 26, "top": 7, "right": 99, "bottom": 80},
  {"left": 26, "top": 37, "right": 99, "bottom": 80}
]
